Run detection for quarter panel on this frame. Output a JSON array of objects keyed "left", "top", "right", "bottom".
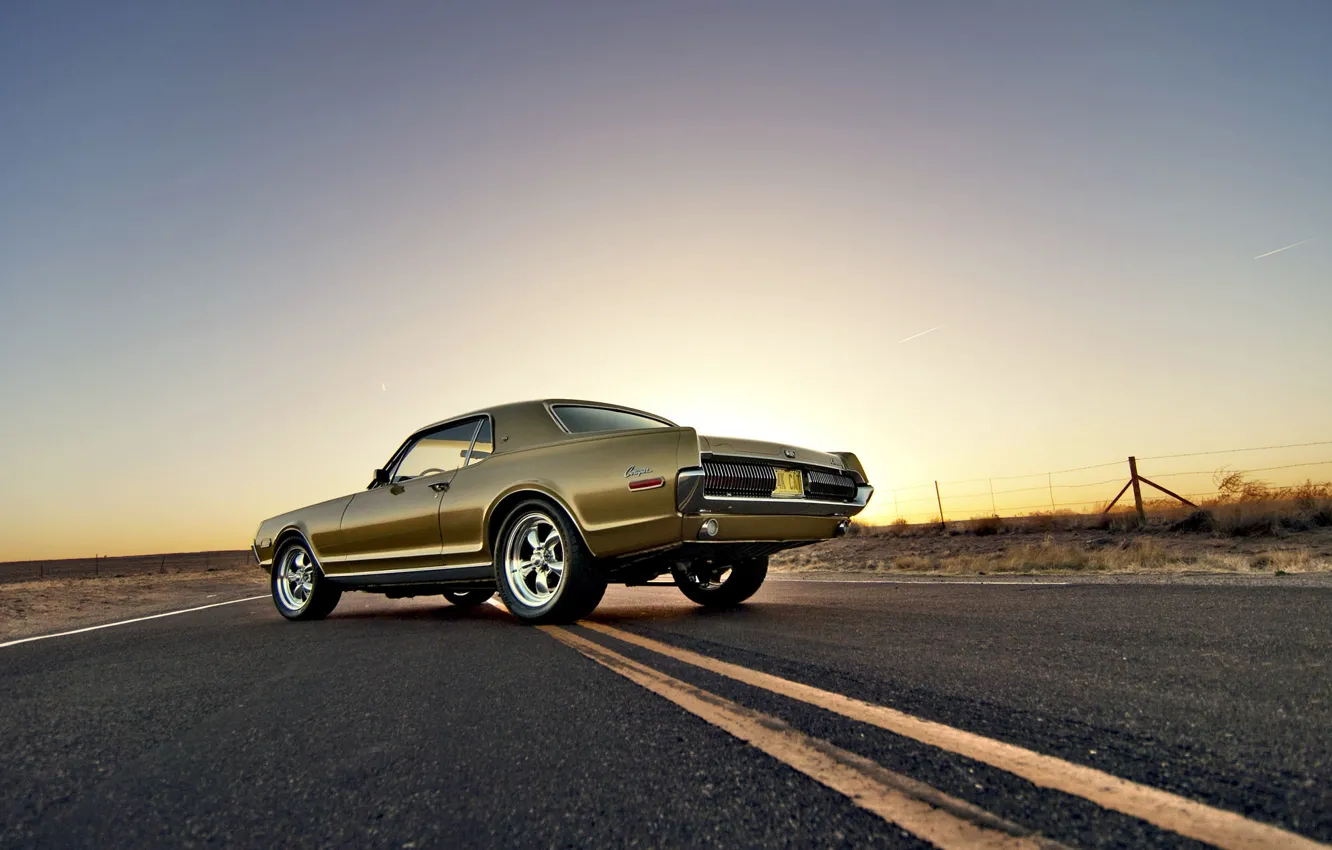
[
  {"left": 254, "top": 494, "right": 355, "bottom": 567},
  {"left": 450, "top": 428, "right": 695, "bottom": 562}
]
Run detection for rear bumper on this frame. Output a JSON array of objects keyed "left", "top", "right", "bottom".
[
  {"left": 675, "top": 467, "right": 872, "bottom": 518},
  {"left": 682, "top": 513, "right": 847, "bottom": 542}
]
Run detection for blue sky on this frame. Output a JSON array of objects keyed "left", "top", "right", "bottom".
[{"left": 2, "top": 2, "right": 1329, "bottom": 557}]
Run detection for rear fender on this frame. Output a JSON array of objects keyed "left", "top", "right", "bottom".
[
  {"left": 487, "top": 428, "right": 696, "bottom": 559},
  {"left": 831, "top": 452, "right": 868, "bottom": 483}
]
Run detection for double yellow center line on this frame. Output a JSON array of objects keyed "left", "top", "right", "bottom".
[{"left": 541, "top": 622, "right": 1324, "bottom": 850}]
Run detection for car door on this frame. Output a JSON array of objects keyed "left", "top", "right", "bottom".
[
  {"left": 331, "top": 418, "right": 483, "bottom": 575},
  {"left": 437, "top": 416, "right": 496, "bottom": 566}
]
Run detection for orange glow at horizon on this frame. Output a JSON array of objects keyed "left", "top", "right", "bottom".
[{"left": 2, "top": 5, "right": 1330, "bottom": 560}]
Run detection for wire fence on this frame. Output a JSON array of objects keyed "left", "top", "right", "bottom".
[{"left": 876, "top": 440, "right": 1332, "bottom": 525}]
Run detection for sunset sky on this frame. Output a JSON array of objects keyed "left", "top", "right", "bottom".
[{"left": 2, "top": 2, "right": 1330, "bottom": 560}]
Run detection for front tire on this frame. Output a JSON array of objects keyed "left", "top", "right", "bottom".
[
  {"left": 673, "top": 556, "right": 768, "bottom": 608},
  {"left": 443, "top": 589, "right": 494, "bottom": 608},
  {"left": 494, "top": 500, "right": 606, "bottom": 624},
  {"left": 272, "top": 539, "right": 342, "bottom": 621}
]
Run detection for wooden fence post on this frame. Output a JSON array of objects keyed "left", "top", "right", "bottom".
[
  {"left": 935, "top": 481, "right": 945, "bottom": 528},
  {"left": 1128, "top": 456, "right": 1145, "bottom": 522}
]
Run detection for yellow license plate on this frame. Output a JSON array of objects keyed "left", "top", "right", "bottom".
[{"left": 773, "top": 468, "right": 804, "bottom": 497}]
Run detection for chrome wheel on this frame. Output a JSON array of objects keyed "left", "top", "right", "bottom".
[
  {"left": 673, "top": 556, "right": 769, "bottom": 608},
  {"left": 276, "top": 547, "right": 316, "bottom": 612},
  {"left": 682, "top": 564, "right": 732, "bottom": 591},
  {"left": 503, "top": 512, "right": 564, "bottom": 607}
]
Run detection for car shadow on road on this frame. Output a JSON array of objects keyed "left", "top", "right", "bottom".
[
  {"left": 325, "top": 601, "right": 511, "bottom": 623},
  {"left": 322, "top": 596, "right": 805, "bottom": 627},
  {"left": 585, "top": 601, "right": 804, "bottom": 625}
]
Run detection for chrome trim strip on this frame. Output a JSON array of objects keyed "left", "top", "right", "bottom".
[
  {"left": 330, "top": 561, "right": 492, "bottom": 579},
  {"left": 700, "top": 452, "right": 867, "bottom": 484},
  {"left": 338, "top": 546, "right": 443, "bottom": 563},
  {"left": 251, "top": 543, "right": 261, "bottom": 565},
  {"left": 675, "top": 467, "right": 705, "bottom": 512},
  {"left": 679, "top": 484, "right": 874, "bottom": 517},
  {"left": 462, "top": 414, "right": 492, "bottom": 468},
  {"left": 704, "top": 495, "right": 861, "bottom": 507}
]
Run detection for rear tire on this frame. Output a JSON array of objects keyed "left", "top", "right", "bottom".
[
  {"left": 673, "top": 556, "right": 768, "bottom": 608},
  {"left": 271, "top": 539, "right": 342, "bottom": 621},
  {"left": 494, "top": 499, "right": 606, "bottom": 624},
  {"left": 443, "top": 589, "right": 494, "bottom": 608}
]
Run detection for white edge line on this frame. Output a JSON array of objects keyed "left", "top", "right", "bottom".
[
  {"left": 769, "top": 578, "right": 1069, "bottom": 586},
  {"left": 0, "top": 595, "right": 270, "bottom": 649}
]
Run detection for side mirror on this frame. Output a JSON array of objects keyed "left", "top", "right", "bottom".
[{"left": 373, "top": 468, "right": 392, "bottom": 486}]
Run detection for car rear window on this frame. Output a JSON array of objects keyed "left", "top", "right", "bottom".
[{"left": 551, "top": 405, "right": 672, "bottom": 434}]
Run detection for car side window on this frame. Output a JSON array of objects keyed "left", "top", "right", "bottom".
[
  {"left": 551, "top": 405, "right": 671, "bottom": 433},
  {"left": 467, "top": 417, "right": 493, "bottom": 466},
  {"left": 393, "top": 420, "right": 482, "bottom": 482}
]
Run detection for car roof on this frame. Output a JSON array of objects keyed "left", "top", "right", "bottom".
[{"left": 411, "top": 399, "right": 676, "bottom": 454}]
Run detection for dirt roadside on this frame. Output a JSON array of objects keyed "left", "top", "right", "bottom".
[
  {"left": 772, "top": 524, "right": 1332, "bottom": 575},
  {"left": 7, "top": 528, "right": 1331, "bottom": 644},
  {"left": 0, "top": 567, "right": 269, "bottom": 644}
]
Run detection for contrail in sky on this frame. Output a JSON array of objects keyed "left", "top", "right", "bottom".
[
  {"left": 897, "top": 324, "right": 943, "bottom": 344},
  {"left": 1254, "top": 238, "right": 1312, "bottom": 260}
]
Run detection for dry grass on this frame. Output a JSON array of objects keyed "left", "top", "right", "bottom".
[
  {"left": 778, "top": 537, "right": 1329, "bottom": 575},
  {"left": 972, "top": 537, "right": 1186, "bottom": 574},
  {"left": 774, "top": 522, "right": 1332, "bottom": 576},
  {"left": 868, "top": 476, "right": 1332, "bottom": 540}
]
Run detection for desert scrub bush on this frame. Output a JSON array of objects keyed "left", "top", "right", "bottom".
[
  {"left": 1286, "top": 479, "right": 1332, "bottom": 508},
  {"left": 1108, "top": 511, "right": 1141, "bottom": 532},
  {"left": 1116, "top": 538, "right": 1170, "bottom": 569},
  {"left": 1312, "top": 503, "right": 1332, "bottom": 527},
  {"left": 1212, "top": 506, "right": 1284, "bottom": 537},
  {"left": 1250, "top": 550, "right": 1316, "bottom": 572},
  {"left": 1212, "top": 468, "right": 1274, "bottom": 503},
  {"left": 1024, "top": 512, "right": 1057, "bottom": 533},
  {"left": 846, "top": 519, "right": 873, "bottom": 537},
  {"left": 998, "top": 538, "right": 1095, "bottom": 572},
  {"left": 883, "top": 517, "right": 912, "bottom": 537},
  {"left": 891, "top": 555, "right": 934, "bottom": 571},
  {"left": 1169, "top": 510, "right": 1215, "bottom": 533},
  {"left": 1085, "top": 511, "right": 1113, "bottom": 531},
  {"left": 970, "top": 515, "right": 1004, "bottom": 536}
]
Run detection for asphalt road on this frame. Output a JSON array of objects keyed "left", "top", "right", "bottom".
[{"left": 2, "top": 576, "right": 1329, "bottom": 848}]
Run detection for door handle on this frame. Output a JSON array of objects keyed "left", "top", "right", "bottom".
[{"left": 430, "top": 482, "right": 450, "bottom": 493}]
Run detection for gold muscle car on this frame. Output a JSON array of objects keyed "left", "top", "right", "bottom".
[{"left": 253, "top": 400, "right": 873, "bottom": 624}]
